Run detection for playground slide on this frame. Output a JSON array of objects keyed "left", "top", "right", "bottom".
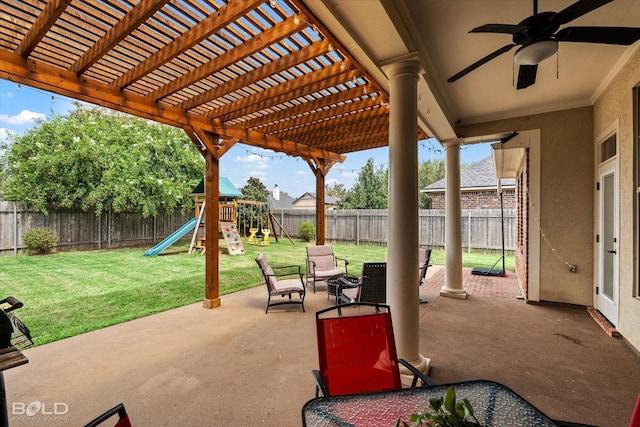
[{"left": 144, "top": 218, "right": 199, "bottom": 257}]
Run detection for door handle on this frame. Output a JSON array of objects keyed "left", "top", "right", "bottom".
[{"left": 607, "top": 249, "right": 617, "bottom": 254}]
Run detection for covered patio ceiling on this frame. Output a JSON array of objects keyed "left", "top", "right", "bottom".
[{"left": 0, "top": 0, "right": 429, "bottom": 165}]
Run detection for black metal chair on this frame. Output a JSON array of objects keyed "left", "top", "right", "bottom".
[
  {"left": 255, "top": 253, "right": 305, "bottom": 313},
  {"left": 337, "top": 262, "right": 387, "bottom": 304}
]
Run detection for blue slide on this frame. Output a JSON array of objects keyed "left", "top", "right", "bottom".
[{"left": 144, "top": 218, "right": 199, "bottom": 257}]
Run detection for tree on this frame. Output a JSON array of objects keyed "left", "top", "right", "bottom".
[
  {"left": 341, "top": 158, "right": 388, "bottom": 209},
  {"left": 418, "top": 159, "right": 445, "bottom": 209},
  {"left": 325, "top": 182, "right": 348, "bottom": 202},
  {"left": 238, "top": 176, "right": 268, "bottom": 234},
  {"left": 1, "top": 103, "right": 203, "bottom": 217}
]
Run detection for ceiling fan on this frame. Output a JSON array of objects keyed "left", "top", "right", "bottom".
[{"left": 447, "top": 0, "right": 640, "bottom": 89}]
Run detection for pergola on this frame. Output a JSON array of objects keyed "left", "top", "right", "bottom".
[
  {"left": 1, "top": 0, "right": 434, "bottom": 373},
  {"left": 0, "top": 0, "right": 428, "bottom": 299}
]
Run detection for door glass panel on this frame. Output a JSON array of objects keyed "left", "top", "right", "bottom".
[{"left": 603, "top": 173, "right": 615, "bottom": 300}]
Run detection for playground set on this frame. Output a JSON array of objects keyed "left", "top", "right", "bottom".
[{"left": 144, "top": 178, "right": 293, "bottom": 257}]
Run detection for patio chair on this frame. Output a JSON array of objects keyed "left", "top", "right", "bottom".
[
  {"left": 84, "top": 403, "right": 131, "bottom": 427},
  {"left": 312, "top": 303, "right": 435, "bottom": 397},
  {"left": 306, "top": 245, "right": 349, "bottom": 294},
  {"left": 255, "top": 253, "right": 305, "bottom": 314},
  {"left": 419, "top": 248, "right": 432, "bottom": 285},
  {"left": 419, "top": 248, "right": 432, "bottom": 304},
  {"left": 337, "top": 262, "right": 386, "bottom": 304}
]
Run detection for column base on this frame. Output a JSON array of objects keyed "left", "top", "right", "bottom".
[
  {"left": 203, "top": 298, "right": 221, "bottom": 309},
  {"left": 399, "top": 353, "right": 432, "bottom": 387},
  {"left": 440, "top": 287, "right": 468, "bottom": 299}
]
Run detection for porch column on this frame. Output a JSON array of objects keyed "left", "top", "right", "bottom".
[
  {"left": 383, "top": 54, "right": 431, "bottom": 376},
  {"left": 314, "top": 166, "right": 326, "bottom": 245},
  {"left": 440, "top": 140, "right": 467, "bottom": 298}
]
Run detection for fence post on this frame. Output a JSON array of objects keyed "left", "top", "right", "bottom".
[
  {"left": 107, "top": 209, "right": 112, "bottom": 248},
  {"left": 467, "top": 211, "right": 471, "bottom": 253},
  {"left": 13, "top": 203, "right": 17, "bottom": 256},
  {"left": 356, "top": 211, "right": 360, "bottom": 246},
  {"left": 97, "top": 214, "right": 102, "bottom": 249},
  {"left": 153, "top": 216, "right": 157, "bottom": 243}
]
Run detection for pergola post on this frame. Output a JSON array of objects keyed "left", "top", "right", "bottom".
[
  {"left": 203, "top": 148, "right": 221, "bottom": 308},
  {"left": 440, "top": 140, "right": 467, "bottom": 299},
  {"left": 382, "top": 54, "right": 431, "bottom": 376},
  {"left": 308, "top": 159, "right": 335, "bottom": 245}
]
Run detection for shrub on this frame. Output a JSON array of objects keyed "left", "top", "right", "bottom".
[
  {"left": 23, "top": 227, "right": 59, "bottom": 255},
  {"left": 298, "top": 221, "right": 316, "bottom": 242}
]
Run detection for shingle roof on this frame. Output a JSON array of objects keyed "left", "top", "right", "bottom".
[
  {"left": 422, "top": 157, "right": 515, "bottom": 192},
  {"left": 267, "top": 191, "right": 296, "bottom": 209}
]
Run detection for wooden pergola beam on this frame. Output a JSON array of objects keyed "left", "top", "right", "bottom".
[
  {"left": 0, "top": 50, "right": 342, "bottom": 164},
  {"left": 70, "top": 0, "right": 170, "bottom": 75},
  {"left": 15, "top": 0, "right": 71, "bottom": 57},
  {"left": 151, "top": 14, "right": 306, "bottom": 101},
  {"left": 113, "top": 0, "right": 262, "bottom": 89},
  {"left": 178, "top": 39, "right": 331, "bottom": 112}
]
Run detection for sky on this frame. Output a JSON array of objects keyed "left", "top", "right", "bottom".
[{"left": 0, "top": 79, "right": 492, "bottom": 198}]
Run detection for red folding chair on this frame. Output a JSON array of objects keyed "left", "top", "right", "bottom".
[
  {"left": 312, "top": 303, "right": 434, "bottom": 397},
  {"left": 630, "top": 392, "right": 640, "bottom": 427},
  {"left": 84, "top": 403, "right": 131, "bottom": 427}
]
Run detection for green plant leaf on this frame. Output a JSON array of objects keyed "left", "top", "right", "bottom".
[{"left": 444, "top": 386, "right": 457, "bottom": 414}]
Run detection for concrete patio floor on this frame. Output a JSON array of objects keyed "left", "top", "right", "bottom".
[{"left": 5, "top": 266, "right": 640, "bottom": 426}]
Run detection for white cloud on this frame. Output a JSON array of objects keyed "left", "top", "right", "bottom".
[
  {"left": 296, "top": 170, "right": 307, "bottom": 175},
  {"left": 0, "top": 109, "right": 45, "bottom": 125},
  {"left": 248, "top": 170, "right": 267, "bottom": 177},
  {"left": 326, "top": 178, "right": 341, "bottom": 186},
  {"left": 0, "top": 128, "right": 16, "bottom": 141},
  {"left": 234, "top": 153, "right": 271, "bottom": 170}
]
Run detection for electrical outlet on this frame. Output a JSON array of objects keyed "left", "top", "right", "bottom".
[{"left": 568, "top": 264, "right": 577, "bottom": 273}]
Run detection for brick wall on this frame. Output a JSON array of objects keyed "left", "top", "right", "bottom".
[{"left": 430, "top": 188, "right": 516, "bottom": 210}]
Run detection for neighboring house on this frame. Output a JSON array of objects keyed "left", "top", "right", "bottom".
[
  {"left": 422, "top": 156, "right": 515, "bottom": 209},
  {"left": 266, "top": 185, "right": 296, "bottom": 208},
  {"left": 293, "top": 192, "right": 339, "bottom": 210}
]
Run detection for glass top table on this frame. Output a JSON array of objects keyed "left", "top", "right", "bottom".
[{"left": 302, "top": 380, "right": 558, "bottom": 427}]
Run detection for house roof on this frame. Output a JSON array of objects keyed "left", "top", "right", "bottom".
[
  {"left": 294, "top": 192, "right": 339, "bottom": 205},
  {"left": 267, "top": 191, "right": 296, "bottom": 208},
  {"left": 422, "top": 157, "right": 515, "bottom": 193},
  {"left": 191, "top": 177, "right": 243, "bottom": 198}
]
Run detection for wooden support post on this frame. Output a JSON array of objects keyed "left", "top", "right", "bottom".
[
  {"left": 307, "top": 158, "right": 335, "bottom": 245},
  {"left": 204, "top": 145, "right": 221, "bottom": 308}
]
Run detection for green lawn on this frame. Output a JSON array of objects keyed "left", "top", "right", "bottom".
[{"left": 1, "top": 240, "right": 513, "bottom": 346}]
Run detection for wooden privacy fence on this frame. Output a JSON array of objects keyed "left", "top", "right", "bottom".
[
  {"left": 0, "top": 201, "right": 193, "bottom": 255},
  {"left": 270, "top": 208, "right": 516, "bottom": 252},
  {"left": 1, "top": 202, "right": 515, "bottom": 255}
]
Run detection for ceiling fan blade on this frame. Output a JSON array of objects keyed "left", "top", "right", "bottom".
[
  {"left": 470, "top": 24, "right": 524, "bottom": 34},
  {"left": 553, "top": 0, "right": 613, "bottom": 25},
  {"left": 516, "top": 65, "right": 537, "bottom": 90},
  {"left": 556, "top": 27, "right": 640, "bottom": 45},
  {"left": 448, "top": 44, "right": 516, "bottom": 83}
]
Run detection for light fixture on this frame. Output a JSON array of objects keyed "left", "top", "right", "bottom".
[{"left": 514, "top": 40, "right": 558, "bottom": 65}]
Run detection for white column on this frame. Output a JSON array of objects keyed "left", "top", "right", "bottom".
[
  {"left": 440, "top": 140, "right": 467, "bottom": 298},
  {"left": 383, "top": 55, "right": 431, "bottom": 376}
]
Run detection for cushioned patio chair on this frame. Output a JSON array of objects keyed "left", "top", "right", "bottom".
[
  {"left": 312, "top": 303, "right": 435, "bottom": 397},
  {"left": 255, "top": 253, "right": 305, "bottom": 314},
  {"left": 84, "top": 403, "right": 131, "bottom": 427},
  {"left": 337, "top": 262, "right": 386, "bottom": 304},
  {"left": 306, "top": 245, "right": 349, "bottom": 293}
]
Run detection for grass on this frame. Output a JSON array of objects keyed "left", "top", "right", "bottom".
[{"left": 1, "top": 239, "right": 514, "bottom": 346}]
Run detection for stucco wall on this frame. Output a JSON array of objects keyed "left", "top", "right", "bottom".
[
  {"left": 593, "top": 46, "right": 640, "bottom": 351},
  {"left": 457, "top": 107, "right": 594, "bottom": 306}
]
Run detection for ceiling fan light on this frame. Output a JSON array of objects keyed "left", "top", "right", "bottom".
[{"left": 514, "top": 40, "right": 558, "bottom": 65}]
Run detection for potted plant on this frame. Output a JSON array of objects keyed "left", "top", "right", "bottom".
[{"left": 395, "top": 386, "right": 482, "bottom": 427}]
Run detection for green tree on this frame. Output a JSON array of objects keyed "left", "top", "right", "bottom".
[
  {"left": 325, "top": 182, "right": 347, "bottom": 202},
  {"left": 341, "top": 158, "right": 388, "bottom": 209},
  {"left": 418, "top": 159, "right": 445, "bottom": 209},
  {"left": 238, "top": 177, "right": 268, "bottom": 234},
  {"left": 1, "top": 103, "right": 203, "bottom": 217}
]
